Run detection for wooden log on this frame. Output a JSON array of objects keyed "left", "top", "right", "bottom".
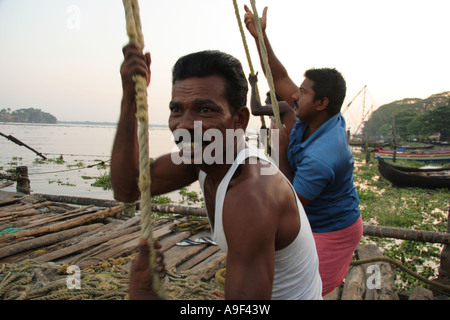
[
  {"left": 85, "top": 233, "right": 140, "bottom": 261},
  {"left": 35, "top": 193, "right": 208, "bottom": 216},
  {"left": 0, "top": 181, "right": 14, "bottom": 189},
  {"left": 35, "top": 193, "right": 119, "bottom": 208},
  {"left": 0, "top": 223, "right": 103, "bottom": 261},
  {"left": 0, "top": 205, "right": 123, "bottom": 243},
  {"left": 198, "top": 252, "right": 227, "bottom": 282},
  {"left": 178, "top": 245, "right": 221, "bottom": 272},
  {"left": 15, "top": 166, "right": 30, "bottom": 194},
  {"left": 35, "top": 224, "right": 141, "bottom": 263},
  {"left": 151, "top": 204, "right": 206, "bottom": 217},
  {"left": 29, "top": 219, "right": 125, "bottom": 260},
  {"left": 363, "top": 224, "right": 450, "bottom": 244},
  {"left": 23, "top": 206, "right": 97, "bottom": 230},
  {"left": 0, "top": 208, "right": 40, "bottom": 220},
  {"left": 438, "top": 209, "right": 450, "bottom": 279},
  {"left": 409, "top": 287, "right": 434, "bottom": 300},
  {"left": 0, "top": 197, "right": 22, "bottom": 208},
  {"left": 0, "top": 200, "right": 52, "bottom": 213},
  {"left": 163, "top": 231, "right": 211, "bottom": 270},
  {"left": 72, "top": 230, "right": 142, "bottom": 269},
  {"left": 341, "top": 265, "right": 366, "bottom": 300},
  {"left": 72, "top": 226, "right": 141, "bottom": 260},
  {"left": 355, "top": 244, "right": 399, "bottom": 300},
  {"left": 160, "top": 231, "right": 192, "bottom": 252}
]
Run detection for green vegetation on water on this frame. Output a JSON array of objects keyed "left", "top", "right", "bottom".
[{"left": 353, "top": 152, "right": 449, "bottom": 291}]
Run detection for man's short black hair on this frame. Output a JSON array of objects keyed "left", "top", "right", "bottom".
[
  {"left": 304, "top": 68, "right": 346, "bottom": 115},
  {"left": 172, "top": 50, "right": 248, "bottom": 114}
]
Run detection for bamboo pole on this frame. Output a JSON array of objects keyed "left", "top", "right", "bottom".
[
  {"left": 0, "top": 224, "right": 103, "bottom": 260},
  {"left": 0, "top": 205, "right": 122, "bottom": 243},
  {"left": 363, "top": 224, "right": 450, "bottom": 245}
]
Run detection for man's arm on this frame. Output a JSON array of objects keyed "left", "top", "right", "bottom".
[
  {"left": 248, "top": 73, "right": 297, "bottom": 135},
  {"left": 111, "top": 42, "right": 149, "bottom": 202},
  {"left": 111, "top": 43, "right": 197, "bottom": 202},
  {"left": 244, "top": 6, "right": 299, "bottom": 107},
  {"left": 222, "top": 175, "right": 279, "bottom": 299},
  {"left": 248, "top": 73, "right": 294, "bottom": 118}
]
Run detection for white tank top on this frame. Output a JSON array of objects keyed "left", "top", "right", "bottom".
[{"left": 198, "top": 145, "right": 322, "bottom": 300}]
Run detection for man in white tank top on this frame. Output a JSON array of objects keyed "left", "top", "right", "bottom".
[{"left": 112, "top": 45, "right": 322, "bottom": 300}]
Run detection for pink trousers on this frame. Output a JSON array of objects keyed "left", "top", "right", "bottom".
[{"left": 313, "top": 216, "right": 363, "bottom": 296}]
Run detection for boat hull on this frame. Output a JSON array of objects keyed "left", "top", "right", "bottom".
[
  {"left": 377, "top": 158, "right": 450, "bottom": 189},
  {"left": 374, "top": 149, "right": 450, "bottom": 162}
]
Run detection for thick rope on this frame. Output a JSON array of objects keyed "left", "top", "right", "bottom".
[
  {"left": 0, "top": 258, "right": 224, "bottom": 300},
  {"left": 232, "top": 0, "right": 266, "bottom": 129},
  {"left": 248, "top": 0, "right": 283, "bottom": 131},
  {"left": 122, "top": 0, "right": 163, "bottom": 295}
]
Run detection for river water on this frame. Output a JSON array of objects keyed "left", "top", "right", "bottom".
[{"left": 0, "top": 122, "right": 193, "bottom": 201}]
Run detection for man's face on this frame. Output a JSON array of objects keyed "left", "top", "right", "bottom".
[
  {"left": 168, "top": 75, "right": 244, "bottom": 165},
  {"left": 292, "top": 78, "right": 319, "bottom": 122}
]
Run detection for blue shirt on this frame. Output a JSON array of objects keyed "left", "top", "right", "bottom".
[{"left": 287, "top": 114, "right": 360, "bottom": 233}]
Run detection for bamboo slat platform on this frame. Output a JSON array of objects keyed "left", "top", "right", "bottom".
[
  {"left": 0, "top": 190, "right": 226, "bottom": 300},
  {"left": 1, "top": 190, "right": 449, "bottom": 300}
]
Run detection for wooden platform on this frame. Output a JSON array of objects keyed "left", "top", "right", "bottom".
[
  {"left": 0, "top": 190, "right": 226, "bottom": 300},
  {"left": 2, "top": 190, "right": 448, "bottom": 300}
]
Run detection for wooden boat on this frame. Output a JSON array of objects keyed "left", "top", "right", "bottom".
[
  {"left": 377, "top": 158, "right": 450, "bottom": 189},
  {"left": 374, "top": 147, "right": 450, "bottom": 162}
]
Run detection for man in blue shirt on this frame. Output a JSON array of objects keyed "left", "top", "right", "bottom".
[{"left": 245, "top": 6, "right": 363, "bottom": 296}]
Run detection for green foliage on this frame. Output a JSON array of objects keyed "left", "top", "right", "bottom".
[
  {"left": 364, "top": 92, "right": 450, "bottom": 139},
  {"left": 178, "top": 187, "right": 203, "bottom": 204},
  {"left": 0, "top": 107, "right": 57, "bottom": 123},
  {"left": 151, "top": 195, "right": 172, "bottom": 204},
  {"left": 91, "top": 172, "right": 112, "bottom": 190},
  {"left": 353, "top": 153, "right": 449, "bottom": 291}
]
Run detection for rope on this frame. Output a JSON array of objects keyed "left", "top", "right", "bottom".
[
  {"left": 248, "top": 0, "right": 283, "bottom": 131},
  {"left": 0, "top": 258, "right": 223, "bottom": 300},
  {"left": 122, "top": 0, "right": 163, "bottom": 296},
  {"left": 232, "top": 0, "right": 266, "bottom": 129}
]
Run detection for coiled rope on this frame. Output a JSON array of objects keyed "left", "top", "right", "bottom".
[
  {"left": 0, "top": 258, "right": 224, "bottom": 300},
  {"left": 122, "top": 0, "right": 163, "bottom": 296}
]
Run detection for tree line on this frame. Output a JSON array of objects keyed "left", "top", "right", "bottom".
[
  {"left": 0, "top": 107, "right": 57, "bottom": 124},
  {"left": 363, "top": 92, "right": 450, "bottom": 141}
]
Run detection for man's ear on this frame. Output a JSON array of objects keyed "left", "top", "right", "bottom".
[
  {"left": 316, "top": 97, "right": 329, "bottom": 111},
  {"left": 233, "top": 106, "right": 250, "bottom": 130}
]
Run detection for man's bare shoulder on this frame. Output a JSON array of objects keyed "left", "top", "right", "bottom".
[{"left": 225, "top": 159, "right": 291, "bottom": 212}]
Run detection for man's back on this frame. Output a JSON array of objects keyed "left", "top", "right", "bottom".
[{"left": 288, "top": 114, "right": 360, "bottom": 233}]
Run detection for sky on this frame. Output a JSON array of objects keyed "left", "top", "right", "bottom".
[{"left": 0, "top": 0, "right": 449, "bottom": 132}]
